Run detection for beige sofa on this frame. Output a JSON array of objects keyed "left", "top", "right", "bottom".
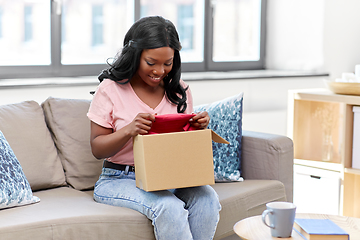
[{"left": 0, "top": 97, "right": 293, "bottom": 240}]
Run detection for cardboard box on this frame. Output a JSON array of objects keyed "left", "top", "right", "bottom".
[
  {"left": 352, "top": 106, "right": 360, "bottom": 169},
  {"left": 133, "top": 129, "right": 229, "bottom": 191}
]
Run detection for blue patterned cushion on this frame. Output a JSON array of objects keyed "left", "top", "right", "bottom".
[
  {"left": 0, "top": 131, "right": 40, "bottom": 209},
  {"left": 194, "top": 93, "right": 244, "bottom": 182}
]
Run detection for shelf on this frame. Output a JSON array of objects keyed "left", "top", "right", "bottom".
[
  {"left": 288, "top": 88, "right": 360, "bottom": 217},
  {"left": 345, "top": 168, "right": 360, "bottom": 175},
  {"left": 290, "top": 88, "right": 360, "bottom": 105},
  {"left": 292, "top": 100, "right": 342, "bottom": 163},
  {"left": 288, "top": 89, "right": 356, "bottom": 169},
  {"left": 294, "top": 159, "right": 342, "bottom": 172}
]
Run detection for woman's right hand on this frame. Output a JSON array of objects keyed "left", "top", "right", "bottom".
[
  {"left": 125, "top": 113, "right": 156, "bottom": 136},
  {"left": 90, "top": 113, "right": 155, "bottom": 159}
]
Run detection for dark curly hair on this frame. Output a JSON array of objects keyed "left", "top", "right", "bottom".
[{"left": 98, "top": 16, "right": 188, "bottom": 113}]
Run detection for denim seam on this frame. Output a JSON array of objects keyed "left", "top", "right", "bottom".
[{"left": 93, "top": 192, "right": 158, "bottom": 218}]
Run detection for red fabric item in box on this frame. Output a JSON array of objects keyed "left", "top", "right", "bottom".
[{"left": 148, "top": 113, "right": 197, "bottom": 134}]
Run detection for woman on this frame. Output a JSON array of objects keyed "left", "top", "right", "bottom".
[{"left": 87, "top": 16, "right": 221, "bottom": 240}]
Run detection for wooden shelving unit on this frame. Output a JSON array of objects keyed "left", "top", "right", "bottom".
[{"left": 288, "top": 88, "right": 360, "bottom": 217}]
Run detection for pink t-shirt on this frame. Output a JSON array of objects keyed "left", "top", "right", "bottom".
[{"left": 87, "top": 78, "right": 194, "bottom": 165}]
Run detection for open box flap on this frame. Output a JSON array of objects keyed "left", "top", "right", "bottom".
[{"left": 211, "top": 130, "right": 229, "bottom": 144}]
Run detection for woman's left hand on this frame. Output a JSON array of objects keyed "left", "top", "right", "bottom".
[{"left": 190, "top": 111, "right": 210, "bottom": 129}]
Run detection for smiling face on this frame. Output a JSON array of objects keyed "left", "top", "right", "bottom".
[{"left": 132, "top": 47, "right": 175, "bottom": 89}]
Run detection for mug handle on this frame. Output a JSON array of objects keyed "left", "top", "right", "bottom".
[{"left": 262, "top": 209, "right": 275, "bottom": 229}]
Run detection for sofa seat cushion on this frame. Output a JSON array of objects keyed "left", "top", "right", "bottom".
[
  {"left": 0, "top": 187, "right": 155, "bottom": 240},
  {"left": 0, "top": 180, "right": 286, "bottom": 240}
]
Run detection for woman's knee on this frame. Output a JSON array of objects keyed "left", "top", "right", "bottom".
[
  {"left": 197, "top": 186, "right": 221, "bottom": 214},
  {"left": 153, "top": 194, "right": 188, "bottom": 218},
  {"left": 176, "top": 186, "right": 220, "bottom": 209}
]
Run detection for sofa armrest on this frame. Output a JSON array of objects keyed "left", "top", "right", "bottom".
[{"left": 241, "top": 130, "right": 294, "bottom": 202}]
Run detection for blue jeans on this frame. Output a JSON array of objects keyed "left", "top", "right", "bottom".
[{"left": 94, "top": 168, "right": 221, "bottom": 240}]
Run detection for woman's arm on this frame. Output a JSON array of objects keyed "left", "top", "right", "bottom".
[{"left": 90, "top": 113, "right": 155, "bottom": 159}]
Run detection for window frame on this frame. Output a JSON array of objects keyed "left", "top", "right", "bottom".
[
  {"left": 203, "top": 0, "right": 267, "bottom": 72},
  {"left": 0, "top": 0, "right": 266, "bottom": 79}
]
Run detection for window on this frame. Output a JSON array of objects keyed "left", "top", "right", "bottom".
[
  {"left": 140, "top": 0, "right": 205, "bottom": 66},
  {"left": 0, "top": 7, "right": 3, "bottom": 38},
  {"left": 213, "top": 1, "right": 261, "bottom": 62},
  {"left": 0, "top": 0, "right": 50, "bottom": 68},
  {"left": 91, "top": 5, "right": 104, "bottom": 47},
  {"left": 24, "top": 5, "right": 33, "bottom": 42},
  {"left": 178, "top": 5, "right": 194, "bottom": 51},
  {"left": 209, "top": 0, "right": 265, "bottom": 70},
  {"left": 0, "top": 0, "right": 266, "bottom": 79},
  {"left": 61, "top": 0, "right": 133, "bottom": 65}
]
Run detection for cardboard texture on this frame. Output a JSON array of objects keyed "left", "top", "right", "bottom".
[{"left": 133, "top": 129, "right": 229, "bottom": 191}]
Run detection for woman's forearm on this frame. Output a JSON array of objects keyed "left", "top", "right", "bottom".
[{"left": 90, "top": 122, "right": 133, "bottom": 159}]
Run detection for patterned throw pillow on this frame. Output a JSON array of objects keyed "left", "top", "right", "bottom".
[
  {"left": 0, "top": 131, "right": 40, "bottom": 209},
  {"left": 194, "top": 93, "right": 244, "bottom": 182}
]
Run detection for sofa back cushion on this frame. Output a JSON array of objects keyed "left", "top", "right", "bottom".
[
  {"left": 0, "top": 101, "right": 66, "bottom": 191},
  {"left": 42, "top": 97, "right": 102, "bottom": 190}
]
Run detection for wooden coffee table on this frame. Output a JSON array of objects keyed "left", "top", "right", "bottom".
[{"left": 234, "top": 213, "right": 360, "bottom": 239}]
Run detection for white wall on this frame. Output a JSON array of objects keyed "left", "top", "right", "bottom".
[
  {"left": 323, "top": 0, "right": 360, "bottom": 78},
  {"left": 188, "top": 76, "right": 324, "bottom": 135},
  {"left": 266, "top": 0, "right": 360, "bottom": 78},
  {"left": 187, "top": 76, "right": 324, "bottom": 112},
  {"left": 266, "top": 0, "right": 325, "bottom": 72},
  {"left": 0, "top": 85, "right": 97, "bottom": 106}
]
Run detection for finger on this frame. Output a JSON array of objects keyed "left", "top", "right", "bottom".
[
  {"left": 191, "top": 122, "right": 207, "bottom": 129},
  {"left": 148, "top": 113, "right": 156, "bottom": 122},
  {"left": 135, "top": 114, "right": 156, "bottom": 128},
  {"left": 194, "top": 116, "right": 210, "bottom": 125},
  {"left": 195, "top": 117, "right": 209, "bottom": 123},
  {"left": 135, "top": 120, "right": 153, "bottom": 131},
  {"left": 133, "top": 118, "right": 153, "bottom": 134},
  {"left": 138, "top": 113, "right": 156, "bottom": 122},
  {"left": 133, "top": 122, "right": 152, "bottom": 136},
  {"left": 138, "top": 128, "right": 150, "bottom": 135},
  {"left": 194, "top": 111, "right": 209, "bottom": 120},
  {"left": 191, "top": 113, "right": 202, "bottom": 121}
]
